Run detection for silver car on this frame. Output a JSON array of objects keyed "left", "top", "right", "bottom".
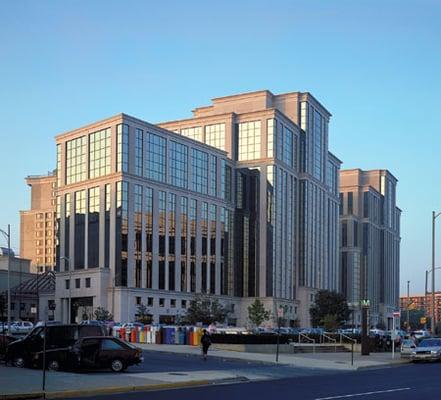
[
  {"left": 411, "top": 338, "right": 441, "bottom": 362},
  {"left": 400, "top": 339, "right": 416, "bottom": 358}
]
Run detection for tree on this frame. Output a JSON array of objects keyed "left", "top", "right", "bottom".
[
  {"left": 136, "top": 303, "right": 153, "bottom": 324},
  {"left": 309, "top": 290, "right": 350, "bottom": 327},
  {"left": 181, "top": 294, "right": 229, "bottom": 325},
  {"left": 321, "top": 314, "right": 339, "bottom": 331},
  {"left": 94, "top": 307, "right": 113, "bottom": 321},
  {"left": 248, "top": 299, "right": 270, "bottom": 327},
  {"left": 400, "top": 309, "right": 428, "bottom": 330}
]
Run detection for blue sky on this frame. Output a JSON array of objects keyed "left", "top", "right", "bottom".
[{"left": 0, "top": 0, "right": 440, "bottom": 294}]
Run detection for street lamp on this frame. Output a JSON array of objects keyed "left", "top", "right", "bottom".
[
  {"left": 60, "top": 256, "right": 71, "bottom": 323},
  {"left": 426, "top": 266, "right": 441, "bottom": 328},
  {"left": 432, "top": 211, "right": 441, "bottom": 334},
  {"left": 0, "top": 225, "right": 11, "bottom": 331}
]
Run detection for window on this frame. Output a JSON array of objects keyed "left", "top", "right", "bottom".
[
  {"left": 348, "top": 192, "right": 353, "bottom": 214},
  {"left": 75, "top": 278, "right": 80, "bottom": 289},
  {"left": 205, "top": 123, "right": 225, "bottom": 150},
  {"left": 209, "top": 155, "right": 217, "bottom": 196},
  {"left": 169, "top": 141, "right": 188, "bottom": 188},
  {"left": 65, "top": 279, "right": 70, "bottom": 290},
  {"left": 191, "top": 148, "right": 208, "bottom": 194},
  {"left": 181, "top": 126, "right": 202, "bottom": 141},
  {"left": 147, "top": 132, "right": 166, "bottom": 182},
  {"left": 66, "top": 136, "right": 87, "bottom": 184},
  {"left": 20, "top": 303, "right": 26, "bottom": 311},
  {"left": 221, "top": 160, "right": 232, "bottom": 202},
  {"left": 267, "top": 119, "right": 275, "bottom": 158},
  {"left": 181, "top": 300, "right": 187, "bottom": 309},
  {"left": 135, "top": 128, "right": 143, "bottom": 176},
  {"left": 85, "top": 278, "right": 91, "bottom": 288},
  {"left": 238, "top": 121, "right": 261, "bottom": 161},
  {"left": 116, "top": 124, "right": 129, "bottom": 173},
  {"left": 101, "top": 339, "right": 125, "bottom": 350},
  {"left": 159, "top": 298, "right": 165, "bottom": 307},
  {"left": 342, "top": 221, "right": 348, "bottom": 247},
  {"left": 147, "top": 297, "right": 153, "bottom": 306},
  {"left": 136, "top": 296, "right": 142, "bottom": 305},
  {"left": 56, "top": 144, "right": 62, "bottom": 187},
  {"left": 170, "top": 299, "right": 176, "bottom": 308},
  {"left": 363, "top": 191, "right": 369, "bottom": 218},
  {"left": 89, "top": 128, "right": 111, "bottom": 178}
]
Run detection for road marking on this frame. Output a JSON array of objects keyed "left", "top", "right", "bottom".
[{"left": 315, "top": 387, "right": 411, "bottom": 400}]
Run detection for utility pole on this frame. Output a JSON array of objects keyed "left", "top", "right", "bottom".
[
  {"left": 0, "top": 225, "right": 11, "bottom": 330},
  {"left": 407, "top": 280, "right": 410, "bottom": 331},
  {"left": 432, "top": 212, "right": 441, "bottom": 334}
]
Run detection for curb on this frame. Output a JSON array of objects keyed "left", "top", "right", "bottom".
[{"left": 1, "top": 377, "right": 248, "bottom": 400}]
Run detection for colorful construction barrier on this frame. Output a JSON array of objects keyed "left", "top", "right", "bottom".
[{"left": 113, "top": 325, "right": 204, "bottom": 346}]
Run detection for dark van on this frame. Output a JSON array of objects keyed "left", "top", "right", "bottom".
[{"left": 6, "top": 324, "right": 107, "bottom": 368}]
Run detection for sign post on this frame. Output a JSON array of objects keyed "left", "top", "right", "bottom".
[
  {"left": 392, "top": 311, "right": 400, "bottom": 360},
  {"left": 361, "top": 299, "right": 370, "bottom": 356},
  {"left": 276, "top": 307, "right": 284, "bottom": 363}
]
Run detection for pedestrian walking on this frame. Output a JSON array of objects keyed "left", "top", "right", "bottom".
[{"left": 201, "top": 329, "right": 212, "bottom": 361}]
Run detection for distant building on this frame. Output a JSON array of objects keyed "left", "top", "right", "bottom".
[
  {"left": 19, "top": 173, "right": 57, "bottom": 273},
  {"left": 400, "top": 293, "right": 441, "bottom": 323},
  {"left": 340, "top": 169, "right": 401, "bottom": 329}
]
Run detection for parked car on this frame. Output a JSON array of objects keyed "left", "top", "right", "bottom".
[
  {"left": 412, "top": 330, "right": 431, "bottom": 341},
  {"left": 400, "top": 338, "right": 416, "bottom": 358},
  {"left": 0, "top": 334, "right": 17, "bottom": 360},
  {"left": 5, "top": 324, "right": 107, "bottom": 368},
  {"left": 31, "top": 336, "right": 143, "bottom": 372},
  {"left": 410, "top": 338, "right": 441, "bottom": 362},
  {"left": 9, "top": 321, "right": 34, "bottom": 334},
  {"left": 369, "top": 329, "right": 386, "bottom": 337},
  {"left": 122, "top": 322, "right": 144, "bottom": 330}
]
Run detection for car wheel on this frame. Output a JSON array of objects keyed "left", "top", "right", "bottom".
[
  {"left": 48, "top": 360, "right": 60, "bottom": 371},
  {"left": 13, "top": 356, "right": 25, "bottom": 368},
  {"left": 110, "top": 359, "right": 125, "bottom": 372}
]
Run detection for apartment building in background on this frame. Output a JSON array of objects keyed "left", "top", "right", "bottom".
[
  {"left": 340, "top": 169, "right": 401, "bottom": 329},
  {"left": 28, "top": 89, "right": 341, "bottom": 327},
  {"left": 19, "top": 173, "right": 57, "bottom": 273},
  {"left": 399, "top": 293, "right": 441, "bottom": 324}
]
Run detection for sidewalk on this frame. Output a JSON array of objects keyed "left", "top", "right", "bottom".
[
  {"left": 0, "top": 365, "right": 244, "bottom": 399},
  {"left": 138, "top": 343, "right": 410, "bottom": 371}
]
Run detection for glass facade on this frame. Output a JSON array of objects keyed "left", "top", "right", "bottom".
[
  {"left": 87, "top": 187, "right": 100, "bottom": 268},
  {"left": 191, "top": 148, "right": 208, "bottom": 194},
  {"left": 135, "top": 128, "right": 144, "bottom": 177},
  {"left": 116, "top": 124, "right": 129, "bottom": 173},
  {"left": 145, "top": 187, "right": 153, "bottom": 288},
  {"left": 89, "top": 128, "right": 111, "bottom": 179},
  {"left": 190, "top": 199, "right": 197, "bottom": 292},
  {"left": 56, "top": 144, "right": 61, "bottom": 187},
  {"left": 66, "top": 136, "right": 86, "bottom": 184},
  {"left": 221, "top": 160, "right": 232, "bottom": 202},
  {"left": 181, "top": 126, "right": 202, "bottom": 141},
  {"left": 169, "top": 141, "right": 188, "bottom": 188},
  {"left": 135, "top": 184, "right": 142, "bottom": 288},
  {"left": 209, "top": 155, "right": 217, "bottom": 197},
  {"left": 205, "top": 123, "right": 225, "bottom": 150},
  {"left": 74, "top": 190, "right": 86, "bottom": 269},
  {"left": 267, "top": 119, "right": 275, "bottom": 158},
  {"left": 238, "top": 121, "right": 261, "bottom": 161},
  {"left": 115, "top": 181, "right": 128, "bottom": 286},
  {"left": 168, "top": 193, "right": 177, "bottom": 291},
  {"left": 180, "top": 196, "right": 188, "bottom": 292},
  {"left": 158, "top": 190, "right": 166, "bottom": 290},
  {"left": 64, "top": 193, "right": 71, "bottom": 270},
  {"left": 105, "top": 184, "right": 111, "bottom": 268},
  {"left": 147, "top": 132, "right": 166, "bottom": 183}
]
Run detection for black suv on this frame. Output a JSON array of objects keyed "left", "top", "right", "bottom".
[
  {"left": 6, "top": 324, "right": 106, "bottom": 368},
  {"left": 32, "top": 336, "right": 143, "bottom": 372}
]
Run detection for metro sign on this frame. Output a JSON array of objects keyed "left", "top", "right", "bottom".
[{"left": 393, "top": 311, "right": 401, "bottom": 318}]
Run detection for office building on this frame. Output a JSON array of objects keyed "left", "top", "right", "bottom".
[
  {"left": 340, "top": 169, "right": 401, "bottom": 328},
  {"left": 20, "top": 173, "right": 57, "bottom": 273}
]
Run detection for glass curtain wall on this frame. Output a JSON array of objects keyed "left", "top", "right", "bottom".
[
  {"left": 116, "top": 124, "right": 129, "bottom": 173},
  {"left": 209, "top": 204, "right": 216, "bottom": 294},
  {"left": 87, "top": 187, "right": 100, "bottom": 268},
  {"left": 115, "top": 182, "right": 128, "bottom": 286},
  {"left": 135, "top": 185, "right": 142, "bottom": 288},
  {"left": 190, "top": 199, "right": 197, "bottom": 292},
  {"left": 64, "top": 193, "right": 71, "bottom": 270},
  {"left": 180, "top": 197, "right": 188, "bottom": 292},
  {"left": 201, "top": 202, "right": 208, "bottom": 292},
  {"left": 168, "top": 193, "right": 176, "bottom": 291},
  {"left": 74, "top": 190, "right": 86, "bottom": 269},
  {"left": 158, "top": 190, "right": 166, "bottom": 289},
  {"left": 145, "top": 187, "right": 153, "bottom": 288},
  {"left": 105, "top": 184, "right": 110, "bottom": 268}
]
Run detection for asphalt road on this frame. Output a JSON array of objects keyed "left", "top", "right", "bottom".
[
  {"left": 122, "top": 350, "right": 337, "bottom": 379},
  {"left": 73, "top": 363, "right": 441, "bottom": 400}
]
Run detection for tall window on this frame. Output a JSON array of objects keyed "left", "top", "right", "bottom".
[
  {"left": 191, "top": 148, "right": 208, "bottom": 194},
  {"left": 135, "top": 128, "right": 143, "bottom": 176},
  {"left": 205, "top": 123, "right": 225, "bottom": 150},
  {"left": 209, "top": 204, "right": 216, "bottom": 294},
  {"left": 116, "top": 124, "right": 129, "bottom": 173},
  {"left": 190, "top": 199, "right": 197, "bottom": 292},
  {"left": 313, "top": 109, "right": 323, "bottom": 180},
  {"left": 74, "top": 190, "right": 86, "bottom": 269},
  {"left": 284, "top": 126, "right": 294, "bottom": 168},
  {"left": 267, "top": 119, "right": 275, "bottom": 158},
  {"left": 201, "top": 202, "right": 208, "bottom": 292},
  {"left": 209, "top": 155, "right": 217, "bottom": 196},
  {"left": 348, "top": 192, "right": 353, "bottom": 214},
  {"left": 104, "top": 184, "right": 111, "bottom": 268},
  {"left": 181, "top": 126, "right": 202, "bottom": 141},
  {"left": 168, "top": 193, "right": 176, "bottom": 291},
  {"left": 66, "top": 136, "right": 86, "bottom": 184},
  {"left": 56, "top": 144, "right": 61, "bottom": 187},
  {"left": 147, "top": 133, "right": 166, "bottom": 182},
  {"left": 115, "top": 182, "right": 128, "bottom": 286},
  {"left": 221, "top": 160, "right": 232, "bottom": 202},
  {"left": 87, "top": 187, "right": 100, "bottom": 268},
  {"left": 180, "top": 196, "right": 188, "bottom": 292},
  {"left": 134, "top": 184, "right": 142, "bottom": 288},
  {"left": 238, "top": 121, "right": 261, "bottom": 161},
  {"left": 89, "top": 128, "right": 111, "bottom": 178},
  {"left": 64, "top": 193, "right": 71, "bottom": 269},
  {"left": 169, "top": 141, "right": 188, "bottom": 188},
  {"left": 145, "top": 187, "right": 153, "bottom": 288},
  {"left": 158, "top": 191, "right": 166, "bottom": 289}
]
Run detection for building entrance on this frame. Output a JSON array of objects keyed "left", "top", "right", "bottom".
[{"left": 71, "top": 297, "right": 93, "bottom": 323}]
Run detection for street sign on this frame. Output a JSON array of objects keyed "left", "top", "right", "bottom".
[
  {"left": 393, "top": 311, "right": 400, "bottom": 318},
  {"left": 31, "top": 307, "right": 37, "bottom": 314}
]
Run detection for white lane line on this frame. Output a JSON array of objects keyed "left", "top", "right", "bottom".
[{"left": 315, "top": 387, "right": 411, "bottom": 400}]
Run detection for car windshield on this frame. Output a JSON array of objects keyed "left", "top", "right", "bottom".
[
  {"left": 419, "top": 339, "right": 441, "bottom": 347},
  {"left": 402, "top": 339, "right": 415, "bottom": 346}
]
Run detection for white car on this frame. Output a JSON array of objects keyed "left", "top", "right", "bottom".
[
  {"left": 10, "top": 321, "right": 34, "bottom": 334},
  {"left": 412, "top": 330, "right": 431, "bottom": 340}
]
